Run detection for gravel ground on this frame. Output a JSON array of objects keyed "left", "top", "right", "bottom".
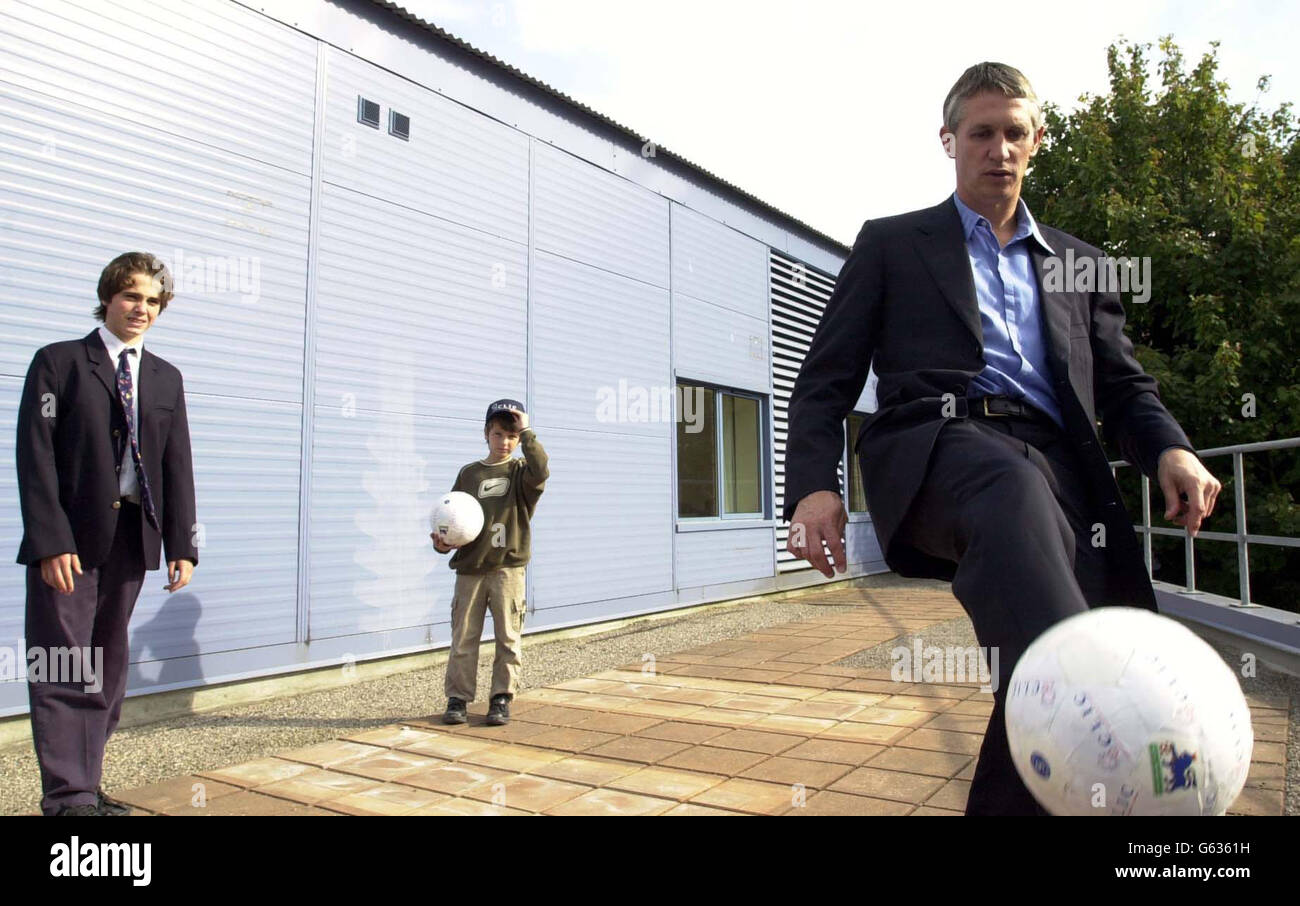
[{"left": 2, "top": 572, "right": 1293, "bottom": 816}]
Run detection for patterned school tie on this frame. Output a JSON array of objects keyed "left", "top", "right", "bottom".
[{"left": 117, "top": 348, "right": 160, "bottom": 530}]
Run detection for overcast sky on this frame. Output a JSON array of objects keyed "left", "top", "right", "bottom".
[{"left": 398, "top": 0, "right": 1298, "bottom": 246}]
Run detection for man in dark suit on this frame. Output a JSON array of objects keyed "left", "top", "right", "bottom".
[
  {"left": 16, "top": 251, "right": 198, "bottom": 815},
  {"left": 783, "top": 63, "right": 1221, "bottom": 815}
]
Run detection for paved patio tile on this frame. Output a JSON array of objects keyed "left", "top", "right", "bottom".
[
  {"left": 396, "top": 732, "right": 501, "bottom": 761},
  {"left": 911, "top": 806, "right": 964, "bottom": 816},
  {"left": 523, "top": 726, "right": 621, "bottom": 753},
  {"left": 608, "top": 766, "right": 724, "bottom": 800},
  {"left": 705, "top": 728, "right": 805, "bottom": 756},
  {"left": 691, "top": 778, "right": 799, "bottom": 815},
  {"left": 867, "top": 747, "right": 972, "bottom": 778},
  {"left": 1227, "top": 786, "right": 1284, "bottom": 816},
  {"left": 320, "top": 783, "right": 446, "bottom": 816},
  {"left": 660, "top": 745, "right": 769, "bottom": 776},
  {"left": 114, "top": 775, "right": 242, "bottom": 814},
  {"left": 586, "top": 736, "right": 692, "bottom": 764},
  {"left": 531, "top": 756, "right": 644, "bottom": 786},
  {"left": 258, "top": 768, "right": 385, "bottom": 805},
  {"left": 569, "top": 712, "right": 664, "bottom": 735},
  {"left": 780, "top": 739, "right": 886, "bottom": 766},
  {"left": 750, "top": 713, "right": 838, "bottom": 735},
  {"left": 334, "top": 750, "right": 442, "bottom": 782},
  {"left": 178, "top": 790, "right": 339, "bottom": 816},
  {"left": 198, "top": 757, "right": 314, "bottom": 789},
  {"left": 460, "top": 743, "right": 567, "bottom": 773},
  {"left": 786, "top": 791, "right": 913, "bottom": 816},
  {"left": 920, "top": 712, "right": 992, "bottom": 733},
  {"left": 830, "top": 767, "right": 946, "bottom": 804},
  {"left": 400, "top": 761, "right": 512, "bottom": 795},
  {"left": 1244, "top": 761, "right": 1285, "bottom": 791},
  {"left": 843, "top": 707, "right": 933, "bottom": 728},
  {"left": 1250, "top": 742, "right": 1285, "bottom": 764},
  {"left": 817, "top": 722, "right": 911, "bottom": 745},
  {"left": 462, "top": 774, "right": 591, "bottom": 812},
  {"left": 646, "top": 687, "right": 735, "bottom": 706},
  {"left": 893, "top": 728, "right": 984, "bottom": 756},
  {"left": 280, "top": 740, "right": 389, "bottom": 768},
  {"left": 546, "top": 788, "right": 677, "bottom": 816},
  {"left": 635, "top": 721, "right": 733, "bottom": 744},
  {"left": 409, "top": 798, "right": 532, "bottom": 816},
  {"left": 661, "top": 803, "right": 747, "bottom": 816},
  {"left": 344, "top": 725, "right": 439, "bottom": 749},
  {"left": 925, "top": 779, "right": 972, "bottom": 811},
  {"left": 740, "top": 756, "right": 855, "bottom": 789}
]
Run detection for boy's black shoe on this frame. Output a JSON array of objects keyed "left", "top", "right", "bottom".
[
  {"left": 55, "top": 803, "right": 104, "bottom": 816},
  {"left": 443, "top": 697, "right": 468, "bottom": 725},
  {"left": 486, "top": 694, "right": 511, "bottom": 726},
  {"left": 97, "top": 788, "right": 132, "bottom": 816}
]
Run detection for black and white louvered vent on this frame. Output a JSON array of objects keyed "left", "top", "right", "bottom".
[
  {"left": 357, "top": 95, "right": 380, "bottom": 128},
  {"left": 771, "top": 251, "right": 840, "bottom": 573}
]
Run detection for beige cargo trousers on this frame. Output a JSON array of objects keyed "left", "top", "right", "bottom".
[{"left": 444, "top": 566, "right": 526, "bottom": 702}]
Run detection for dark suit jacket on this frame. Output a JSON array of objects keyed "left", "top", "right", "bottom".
[
  {"left": 16, "top": 330, "right": 199, "bottom": 571},
  {"left": 783, "top": 197, "right": 1192, "bottom": 607}
]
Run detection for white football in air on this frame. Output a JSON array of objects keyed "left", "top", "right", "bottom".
[{"left": 1006, "top": 607, "right": 1252, "bottom": 816}]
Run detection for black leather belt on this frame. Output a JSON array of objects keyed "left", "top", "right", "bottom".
[{"left": 970, "top": 395, "right": 1052, "bottom": 422}]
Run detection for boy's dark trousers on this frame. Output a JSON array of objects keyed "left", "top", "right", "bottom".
[{"left": 26, "top": 501, "right": 145, "bottom": 815}]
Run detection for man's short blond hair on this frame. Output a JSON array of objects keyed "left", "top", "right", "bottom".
[{"left": 943, "top": 62, "right": 1043, "bottom": 134}]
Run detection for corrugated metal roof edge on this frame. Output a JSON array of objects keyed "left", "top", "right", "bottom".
[{"left": 368, "top": 0, "right": 851, "bottom": 259}]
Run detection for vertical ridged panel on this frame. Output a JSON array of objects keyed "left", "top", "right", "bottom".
[
  {"left": 676, "top": 528, "right": 775, "bottom": 589},
  {"left": 311, "top": 184, "right": 528, "bottom": 420},
  {"left": 533, "top": 143, "right": 669, "bottom": 288},
  {"left": 0, "top": 81, "right": 312, "bottom": 402},
  {"left": 530, "top": 427, "right": 672, "bottom": 609},
  {"left": 321, "top": 47, "right": 530, "bottom": 243},
  {"left": 307, "top": 408, "right": 476, "bottom": 640},
  {"left": 0, "top": 0, "right": 317, "bottom": 174},
  {"left": 532, "top": 250, "right": 669, "bottom": 435},
  {"left": 671, "top": 204, "right": 768, "bottom": 320},
  {"left": 673, "top": 298, "right": 769, "bottom": 394},
  {"left": 0, "top": 379, "right": 27, "bottom": 658},
  {"left": 128, "top": 395, "right": 303, "bottom": 659}
]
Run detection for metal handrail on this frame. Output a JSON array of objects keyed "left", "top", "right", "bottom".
[{"left": 1110, "top": 437, "right": 1300, "bottom": 608}]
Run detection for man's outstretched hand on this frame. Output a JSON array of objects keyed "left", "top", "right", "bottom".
[
  {"left": 1157, "top": 447, "right": 1221, "bottom": 536},
  {"left": 787, "top": 490, "right": 848, "bottom": 578}
]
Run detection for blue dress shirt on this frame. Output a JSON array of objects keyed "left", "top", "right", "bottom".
[{"left": 952, "top": 192, "right": 1064, "bottom": 428}]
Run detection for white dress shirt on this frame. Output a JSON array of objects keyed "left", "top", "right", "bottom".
[{"left": 97, "top": 325, "right": 143, "bottom": 500}]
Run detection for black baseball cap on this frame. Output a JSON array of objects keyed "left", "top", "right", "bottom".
[{"left": 485, "top": 398, "right": 526, "bottom": 425}]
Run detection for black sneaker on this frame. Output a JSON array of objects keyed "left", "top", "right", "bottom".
[
  {"left": 55, "top": 803, "right": 103, "bottom": 816},
  {"left": 443, "top": 697, "right": 468, "bottom": 725},
  {"left": 486, "top": 694, "right": 511, "bottom": 726},
  {"left": 97, "top": 788, "right": 132, "bottom": 816}
]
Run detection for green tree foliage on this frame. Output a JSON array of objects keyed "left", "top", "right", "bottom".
[{"left": 1022, "top": 38, "right": 1300, "bottom": 610}]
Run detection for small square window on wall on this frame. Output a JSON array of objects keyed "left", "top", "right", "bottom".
[
  {"left": 676, "top": 382, "right": 767, "bottom": 520},
  {"left": 845, "top": 413, "right": 868, "bottom": 513},
  {"left": 389, "top": 110, "right": 410, "bottom": 141},
  {"left": 357, "top": 96, "right": 380, "bottom": 128}
]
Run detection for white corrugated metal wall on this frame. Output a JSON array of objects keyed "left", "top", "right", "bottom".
[{"left": 0, "top": 0, "right": 880, "bottom": 715}]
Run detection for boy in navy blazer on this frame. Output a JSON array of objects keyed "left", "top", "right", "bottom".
[{"left": 16, "top": 251, "right": 198, "bottom": 815}]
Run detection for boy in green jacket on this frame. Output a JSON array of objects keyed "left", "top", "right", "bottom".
[{"left": 432, "top": 399, "right": 548, "bottom": 726}]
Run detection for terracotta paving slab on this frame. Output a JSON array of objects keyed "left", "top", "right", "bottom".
[
  {"left": 786, "top": 791, "right": 913, "bottom": 816},
  {"left": 462, "top": 774, "right": 591, "bottom": 812},
  {"left": 634, "top": 721, "right": 732, "bottom": 744},
  {"left": 740, "top": 756, "right": 855, "bottom": 789},
  {"left": 608, "top": 766, "right": 724, "bottom": 800},
  {"left": 546, "top": 788, "right": 677, "bottom": 816},
  {"left": 659, "top": 745, "right": 769, "bottom": 776},
  {"left": 830, "top": 767, "right": 947, "bottom": 804},
  {"left": 130, "top": 589, "right": 1286, "bottom": 817},
  {"left": 661, "top": 803, "right": 747, "bottom": 816},
  {"left": 115, "top": 775, "right": 242, "bottom": 814},
  {"left": 691, "top": 778, "right": 800, "bottom": 815},
  {"left": 780, "top": 739, "right": 887, "bottom": 766},
  {"left": 324, "top": 784, "right": 447, "bottom": 816}
]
